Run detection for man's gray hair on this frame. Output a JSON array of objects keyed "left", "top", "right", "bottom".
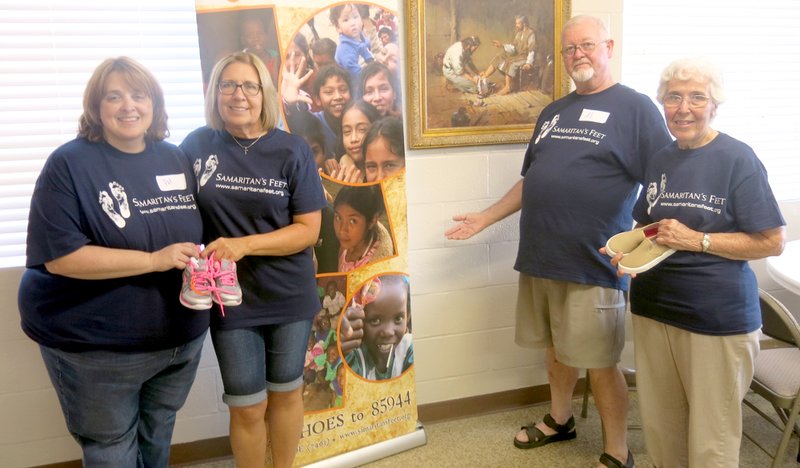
[{"left": 562, "top": 15, "right": 609, "bottom": 40}]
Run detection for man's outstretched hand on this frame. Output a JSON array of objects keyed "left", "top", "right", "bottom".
[{"left": 445, "top": 212, "right": 488, "bottom": 240}]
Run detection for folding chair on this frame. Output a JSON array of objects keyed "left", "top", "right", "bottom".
[{"left": 742, "top": 288, "right": 800, "bottom": 467}]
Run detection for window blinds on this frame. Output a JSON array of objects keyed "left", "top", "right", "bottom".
[
  {"left": 0, "top": 1, "right": 206, "bottom": 267},
  {"left": 621, "top": 0, "right": 800, "bottom": 202}
]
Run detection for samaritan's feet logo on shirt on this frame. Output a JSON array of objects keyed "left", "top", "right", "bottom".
[
  {"left": 534, "top": 114, "right": 560, "bottom": 144},
  {"left": 199, "top": 154, "right": 218, "bottom": 187},
  {"left": 99, "top": 181, "right": 131, "bottom": 228},
  {"left": 109, "top": 181, "right": 130, "bottom": 218},
  {"left": 646, "top": 173, "right": 667, "bottom": 215}
]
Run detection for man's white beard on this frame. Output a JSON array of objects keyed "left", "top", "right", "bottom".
[{"left": 571, "top": 66, "right": 594, "bottom": 83}]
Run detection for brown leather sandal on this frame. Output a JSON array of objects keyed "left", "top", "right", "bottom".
[
  {"left": 513, "top": 413, "right": 576, "bottom": 449},
  {"left": 599, "top": 450, "right": 634, "bottom": 468}
]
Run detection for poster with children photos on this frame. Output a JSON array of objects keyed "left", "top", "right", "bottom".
[{"left": 194, "top": 1, "right": 415, "bottom": 465}]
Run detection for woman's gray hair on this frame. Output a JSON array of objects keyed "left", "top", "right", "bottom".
[{"left": 656, "top": 57, "right": 726, "bottom": 106}]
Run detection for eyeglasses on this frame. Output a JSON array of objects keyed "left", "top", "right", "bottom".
[
  {"left": 561, "top": 40, "right": 608, "bottom": 57},
  {"left": 662, "top": 94, "right": 711, "bottom": 108},
  {"left": 218, "top": 80, "right": 262, "bottom": 96}
]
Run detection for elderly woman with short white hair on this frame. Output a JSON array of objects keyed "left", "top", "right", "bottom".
[{"left": 611, "top": 57, "right": 786, "bottom": 467}]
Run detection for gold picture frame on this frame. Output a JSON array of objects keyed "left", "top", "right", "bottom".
[{"left": 405, "top": 0, "right": 571, "bottom": 148}]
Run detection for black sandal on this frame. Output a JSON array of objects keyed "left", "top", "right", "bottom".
[
  {"left": 599, "top": 450, "right": 634, "bottom": 468},
  {"left": 513, "top": 413, "right": 577, "bottom": 449}
]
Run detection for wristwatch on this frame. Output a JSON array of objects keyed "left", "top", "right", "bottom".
[{"left": 701, "top": 233, "right": 711, "bottom": 252}]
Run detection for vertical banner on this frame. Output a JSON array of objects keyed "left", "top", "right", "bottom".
[{"left": 193, "top": 1, "right": 417, "bottom": 465}]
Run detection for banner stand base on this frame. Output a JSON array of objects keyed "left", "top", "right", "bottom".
[{"left": 305, "top": 422, "right": 427, "bottom": 467}]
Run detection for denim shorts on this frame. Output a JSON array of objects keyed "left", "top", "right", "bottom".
[{"left": 211, "top": 319, "right": 313, "bottom": 407}]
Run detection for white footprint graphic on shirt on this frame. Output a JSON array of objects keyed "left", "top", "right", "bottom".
[
  {"left": 108, "top": 181, "right": 130, "bottom": 218},
  {"left": 99, "top": 191, "right": 126, "bottom": 228},
  {"left": 646, "top": 173, "right": 668, "bottom": 215},
  {"left": 534, "top": 114, "right": 560, "bottom": 144},
  {"left": 199, "top": 154, "right": 218, "bottom": 187},
  {"left": 192, "top": 158, "right": 203, "bottom": 191}
]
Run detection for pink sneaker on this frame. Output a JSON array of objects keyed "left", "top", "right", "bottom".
[
  {"left": 179, "top": 257, "right": 213, "bottom": 310},
  {"left": 201, "top": 253, "right": 243, "bottom": 317},
  {"left": 212, "top": 257, "right": 242, "bottom": 307}
]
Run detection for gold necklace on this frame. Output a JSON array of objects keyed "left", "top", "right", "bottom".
[{"left": 230, "top": 132, "right": 265, "bottom": 155}]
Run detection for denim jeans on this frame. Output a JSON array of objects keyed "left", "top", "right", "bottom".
[
  {"left": 40, "top": 331, "right": 206, "bottom": 468},
  {"left": 211, "top": 319, "right": 313, "bottom": 407}
]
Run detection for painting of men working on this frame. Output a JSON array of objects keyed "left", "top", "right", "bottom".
[{"left": 418, "top": 0, "right": 566, "bottom": 136}]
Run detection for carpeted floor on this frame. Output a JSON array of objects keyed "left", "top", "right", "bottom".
[{"left": 182, "top": 391, "right": 798, "bottom": 467}]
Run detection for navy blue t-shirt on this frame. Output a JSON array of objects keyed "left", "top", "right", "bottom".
[
  {"left": 630, "top": 133, "right": 785, "bottom": 335},
  {"left": 180, "top": 127, "right": 326, "bottom": 328},
  {"left": 18, "top": 138, "right": 207, "bottom": 352},
  {"left": 515, "top": 84, "right": 671, "bottom": 290}
]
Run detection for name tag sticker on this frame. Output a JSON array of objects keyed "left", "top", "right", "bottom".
[
  {"left": 156, "top": 174, "right": 187, "bottom": 191},
  {"left": 579, "top": 109, "right": 610, "bottom": 124}
]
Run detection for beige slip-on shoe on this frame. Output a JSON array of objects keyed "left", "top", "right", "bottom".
[
  {"left": 605, "top": 222, "right": 660, "bottom": 257},
  {"left": 618, "top": 237, "right": 676, "bottom": 274}
]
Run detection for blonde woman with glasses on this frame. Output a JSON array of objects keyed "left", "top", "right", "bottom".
[{"left": 181, "top": 52, "right": 325, "bottom": 468}]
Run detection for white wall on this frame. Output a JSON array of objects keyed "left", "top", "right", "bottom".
[{"left": 3, "top": 1, "right": 800, "bottom": 466}]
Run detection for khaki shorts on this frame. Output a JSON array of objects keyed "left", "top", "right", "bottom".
[{"left": 515, "top": 274, "right": 626, "bottom": 368}]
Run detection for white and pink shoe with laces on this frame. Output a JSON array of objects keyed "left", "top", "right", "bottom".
[
  {"left": 179, "top": 246, "right": 243, "bottom": 315},
  {"left": 208, "top": 254, "right": 243, "bottom": 308},
  {"left": 179, "top": 256, "right": 213, "bottom": 310}
]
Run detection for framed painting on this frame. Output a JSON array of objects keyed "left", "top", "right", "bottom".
[{"left": 405, "top": 0, "right": 571, "bottom": 148}]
